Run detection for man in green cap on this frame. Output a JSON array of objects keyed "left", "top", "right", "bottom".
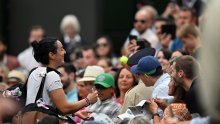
[{"left": 86, "top": 73, "right": 121, "bottom": 119}]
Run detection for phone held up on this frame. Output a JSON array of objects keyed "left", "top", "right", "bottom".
[
  {"left": 128, "top": 35, "right": 151, "bottom": 50},
  {"left": 161, "top": 24, "right": 176, "bottom": 40}
]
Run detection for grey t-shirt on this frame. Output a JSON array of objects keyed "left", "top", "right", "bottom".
[{"left": 25, "top": 67, "right": 63, "bottom": 106}]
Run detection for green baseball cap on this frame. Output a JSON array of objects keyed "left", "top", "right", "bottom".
[{"left": 94, "top": 73, "right": 115, "bottom": 88}]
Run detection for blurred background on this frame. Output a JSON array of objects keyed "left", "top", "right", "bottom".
[{"left": 0, "top": 0, "right": 175, "bottom": 56}]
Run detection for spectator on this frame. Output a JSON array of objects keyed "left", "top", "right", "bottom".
[
  {"left": 57, "top": 63, "right": 78, "bottom": 103},
  {"left": 95, "top": 36, "right": 118, "bottom": 66},
  {"left": 114, "top": 67, "right": 138, "bottom": 105},
  {"left": 149, "top": 100, "right": 191, "bottom": 124},
  {"left": 82, "top": 47, "right": 97, "bottom": 68},
  {"left": 149, "top": 69, "right": 191, "bottom": 123},
  {"left": 166, "top": 58, "right": 186, "bottom": 103},
  {"left": 161, "top": 0, "right": 214, "bottom": 123},
  {"left": 75, "top": 66, "right": 104, "bottom": 123},
  {"left": 1, "top": 70, "right": 26, "bottom": 122},
  {"left": 0, "top": 38, "right": 19, "bottom": 70},
  {"left": 97, "top": 58, "right": 112, "bottom": 74},
  {"left": 72, "top": 47, "right": 97, "bottom": 77},
  {"left": 95, "top": 36, "right": 112, "bottom": 58},
  {"left": 171, "top": 49, "right": 189, "bottom": 58},
  {"left": 162, "top": 2, "right": 180, "bottom": 20},
  {"left": 168, "top": 78, "right": 186, "bottom": 103},
  {"left": 124, "top": 38, "right": 151, "bottom": 57},
  {"left": 178, "top": 7, "right": 197, "bottom": 27},
  {"left": 77, "top": 66, "right": 104, "bottom": 99},
  {"left": 130, "top": 56, "right": 173, "bottom": 116},
  {"left": 171, "top": 7, "right": 197, "bottom": 51},
  {"left": 123, "top": 6, "right": 159, "bottom": 51},
  {"left": 18, "top": 26, "right": 45, "bottom": 74},
  {"left": 86, "top": 73, "right": 121, "bottom": 119},
  {"left": 59, "top": 14, "right": 86, "bottom": 62},
  {"left": 120, "top": 48, "right": 155, "bottom": 114},
  {"left": 181, "top": 0, "right": 205, "bottom": 17},
  {"left": 178, "top": 24, "right": 201, "bottom": 58},
  {"left": 7, "top": 70, "right": 26, "bottom": 87},
  {"left": 153, "top": 17, "right": 173, "bottom": 50},
  {"left": 156, "top": 49, "right": 172, "bottom": 73},
  {"left": 170, "top": 55, "right": 206, "bottom": 116}
]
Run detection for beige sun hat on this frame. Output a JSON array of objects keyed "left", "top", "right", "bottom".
[
  {"left": 8, "top": 70, "right": 26, "bottom": 84},
  {"left": 78, "top": 66, "right": 104, "bottom": 82}
]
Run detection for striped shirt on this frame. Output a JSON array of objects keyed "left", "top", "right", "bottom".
[{"left": 86, "top": 97, "right": 121, "bottom": 118}]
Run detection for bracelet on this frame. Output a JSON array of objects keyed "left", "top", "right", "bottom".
[{"left": 84, "top": 97, "right": 91, "bottom": 106}]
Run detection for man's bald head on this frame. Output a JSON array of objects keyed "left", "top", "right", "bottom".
[{"left": 134, "top": 6, "right": 157, "bottom": 34}]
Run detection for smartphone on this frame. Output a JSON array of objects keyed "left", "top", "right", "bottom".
[
  {"left": 128, "top": 35, "right": 137, "bottom": 41},
  {"left": 161, "top": 24, "right": 176, "bottom": 40}
]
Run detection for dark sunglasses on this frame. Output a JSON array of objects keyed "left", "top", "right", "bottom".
[
  {"left": 134, "top": 19, "right": 146, "bottom": 24},
  {"left": 96, "top": 43, "right": 108, "bottom": 47}
]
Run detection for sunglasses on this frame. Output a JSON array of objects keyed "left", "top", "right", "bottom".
[
  {"left": 134, "top": 19, "right": 146, "bottom": 24},
  {"left": 96, "top": 43, "right": 108, "bottom": 47}
]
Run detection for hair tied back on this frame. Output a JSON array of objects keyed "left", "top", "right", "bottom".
[{"left": 31, "top": 40, "right": 40, "bottom": 51}]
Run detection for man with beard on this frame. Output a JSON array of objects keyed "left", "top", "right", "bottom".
[
  {"left": 170, "top": 55, "right": 206, "bottom": 116},
  {"left": 57, "top": 63, "right": 78, "bottom": 102}
]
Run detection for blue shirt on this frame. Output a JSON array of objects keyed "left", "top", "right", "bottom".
[
  {"left": 66, "top": 87, "right": 78, "bottom": 103},
  {"left": 151, "top": 73, "right": 172, "bottom": 99},
  {"left": 171, "top": 38, "right": 183, "bottom": 51},
  {"left": 190, "top": 117, "right": 210, "bottom": 124},
  {"left": 151, "top": 73, "right": 173, "bottom": 117}
]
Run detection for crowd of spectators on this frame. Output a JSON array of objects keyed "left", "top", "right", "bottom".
[{"left": 1, "top": 0, "right": 219, "bottom": 124}]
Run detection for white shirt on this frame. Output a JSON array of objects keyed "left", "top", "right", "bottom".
[
  {"left": 26, "top": 67, "right": 63, "bottom": 106},
  {"left": 124, "top": 28, "right": 160, "bottom": 50},
  {"left": 18, "top": 47, "right": 40, "bottom": 73}
]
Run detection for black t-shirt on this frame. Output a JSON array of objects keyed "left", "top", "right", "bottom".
[{"left": 184, "top": 79, "right": 206, "bottom": 117}]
